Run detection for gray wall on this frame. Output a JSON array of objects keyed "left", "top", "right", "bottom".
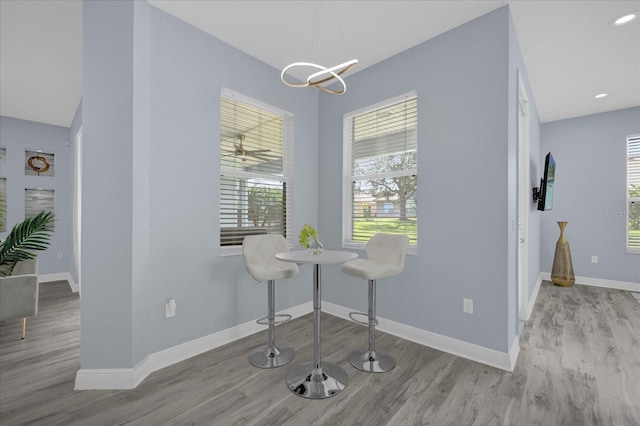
[
  {"left": 5, "top": 0, "right": 634, "bottom": 374},
  {"left": 9, "top": 1, "right": 550, "bottom": 372},
  {"left": 82, "top": 0, "right": 136, "bottom": 368},
  {"left": 540, "top": 107, "right": 640, "bottom": 284},
  {"left": 0, "top": 116, "right": 74, "bottom": 277},
  {"left": 81, "top": 0, "right": 319, "bottom": 368},
  {"left": 317, "top": 6, "right": 533, "bottom": 352}
]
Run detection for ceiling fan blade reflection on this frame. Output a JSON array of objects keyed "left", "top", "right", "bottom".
[{"left": 249, "top": 154, "right": 282, "bottom": 162}]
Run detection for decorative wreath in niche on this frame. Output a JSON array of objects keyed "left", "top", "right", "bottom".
[{"left": 27, "top": 155, "right": 50, "bottom": 173}]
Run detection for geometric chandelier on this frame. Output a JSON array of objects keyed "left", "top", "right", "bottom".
[{"left": 280, "top": 59, "right": 358, "bottom": 95}]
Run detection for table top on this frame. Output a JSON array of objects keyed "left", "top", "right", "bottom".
[{"left": 276, "top": 249, "right": 358, "bottom": 265}]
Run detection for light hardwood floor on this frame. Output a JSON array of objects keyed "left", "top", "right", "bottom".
[{"left": 1, "top": 280, "right": 639, "bottom": 425}]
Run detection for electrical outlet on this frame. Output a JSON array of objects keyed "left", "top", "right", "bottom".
[
  {"left": 165, "top": 299, "right": 176, "bottom": 318},
  {"left": 463, "top": 298, "right": 474, "bottom": 314},
  {"left": 57, "top": 251, "right": 63, "bottom": 260},
  {"left": 591, "top": 255, "right": 598, "bottom": 264}
]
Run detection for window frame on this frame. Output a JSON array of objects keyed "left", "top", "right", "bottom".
[
  {"left": 627, "top": 134, "right": 640, "bottom": 254},
  {"left": 342, "top": 91, "right": 418, "bottom": 254},
  {"left": 219, "top": 88, "right": 294, "bottom": 256}
]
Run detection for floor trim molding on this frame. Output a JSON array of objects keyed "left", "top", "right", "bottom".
[
  {"left": 509, "top": 337, "right": 520, "bottom": 371},
  {"left": 74, "top": 301, "right": 313, "bottom": 390},
  {"left": 40, "top": 272, "right": 79, "bottom": 293},
  {"left": 540, "top": 272, "right": 639, "bottom": 292},
  {"left": 522, "top": 273, "right": 544, "bottom": 321},
  {"left": 322, "top": 302, "right": 516, "bottom": 372}
]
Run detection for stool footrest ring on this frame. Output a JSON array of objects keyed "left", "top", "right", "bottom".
[
  {"left": 349, "top": 311, "right": 379, "bottom": 327},
  {"left": 257, "top": 313, "right": 292, "bottom": 326}
]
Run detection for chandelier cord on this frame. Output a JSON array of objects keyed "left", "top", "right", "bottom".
[
  {"left": 311, "top": 1, "right": 320, "bottom": 56},
  {"left": 331, "top": 0, "right": 348, "bottom": 60}
]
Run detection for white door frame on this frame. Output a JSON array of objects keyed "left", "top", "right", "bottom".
[
  {"left": 517, "top": 72, "right": 531, "bottom": 321},
  {"left": 73, "top": 127, "right": 83, "bottom": 295}
]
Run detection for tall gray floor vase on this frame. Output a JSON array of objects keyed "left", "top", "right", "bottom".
[{"left": 551, "top": 221, "right": 575, "bottom": 287}]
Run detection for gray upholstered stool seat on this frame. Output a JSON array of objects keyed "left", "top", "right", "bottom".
[
  {"left": 0, "top": 259, "right": 39, "bottom": 339},
  {"left": 243, "top": 234, "right": 299, "bottom": 368},
  {"left": 341, "top": 233, "right": 409, "bottom": 373}
]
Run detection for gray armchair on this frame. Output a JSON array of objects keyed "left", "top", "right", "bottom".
[{"left": 0, "top": 259, "right": 39, "bottom": 339}]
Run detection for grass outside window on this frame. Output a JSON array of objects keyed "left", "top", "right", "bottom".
[{"left": 352, "top": 218, "right": 417, "bottom": 245}]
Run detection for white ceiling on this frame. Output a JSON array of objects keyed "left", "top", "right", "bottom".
[
  {"left": 0, "top": 0, "right": 82, "bottom": 129},
  {"left": 1, "top": 1, "right": 638, "bottom": 128}
]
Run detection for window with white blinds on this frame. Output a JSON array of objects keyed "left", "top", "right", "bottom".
[
  {"left": 343, "top": 92, "right": 417, "bottom": 253},
  {"left": 627, "top": 134, "right": 640, "bottom": 253},
  {"left": 219, "top": 89, "right": 293, "bottom": 254}
]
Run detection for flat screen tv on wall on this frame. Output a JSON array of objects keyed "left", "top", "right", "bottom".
[{"left": 533, "top": 152, "right": 556, "bottom": 211}]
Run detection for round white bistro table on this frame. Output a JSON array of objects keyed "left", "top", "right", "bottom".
[{"left": 276, "top": 249, "right": 358, "bottom": 399}]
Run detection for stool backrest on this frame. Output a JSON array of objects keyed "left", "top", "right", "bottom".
[
  {"left": 243, "top": 234, "right": 290, "bottom": 267},
  {"left": 243, "top": 234, "right": 298, "bottom": 282},
  {"left": 365, "top": 233, "right": 409, "bottom": 269}
]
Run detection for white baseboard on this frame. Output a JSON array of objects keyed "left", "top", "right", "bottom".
[
  {"left": 540, "top": 272, "right": 639, "bottom": 292},
  {"left": 521, "top": 273, "right": 544, "bottom": 321},
  {"left": 74, "top": 368, "right": 138, "bottom": 390},
  {"left": 39, "top": 272, "right": 79, "bottom": 293},
  {"left": 508, "top": 336, "right": 520, "bottom": 371},
  {"left": 74, "top": 301, "right": 313, "bottom": 390},
  {"left": 322, "top": 302, "right": 517, "bottom": 372},
  {"left": 514, "top": 274, "right": 543, "bottom": 369}
]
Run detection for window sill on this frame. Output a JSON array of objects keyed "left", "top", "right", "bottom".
[
  {"left": 220, "top": 241, "right": 297, "bottom": 257},
  {"left": 220, "top": 246, "right": 242, "bottom": 257},
  {"left": 342, "top": 241, "right": 417, "bottom": 255}
]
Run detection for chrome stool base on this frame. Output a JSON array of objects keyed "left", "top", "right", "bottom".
[
  {"left": 287, "top": 362, "right": 348, "bottom": 399},
  {"left": 248, "top": 344, "right": 294, "bottom": 369},
  {"left": 348, "top": 348, "right": 396, "bottom": 373}
]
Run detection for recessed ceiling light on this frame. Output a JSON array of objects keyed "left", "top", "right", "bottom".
[
  {"left": 594, "top": 93, "right": 608, "bottom": 99},
  {"left": 612, "top": 12, "right": 637, "bottom": 26}
]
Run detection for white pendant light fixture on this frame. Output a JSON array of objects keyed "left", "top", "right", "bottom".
[
  {"left": 281, "top": 59, "right": 358, "bottom": 95},
  {"left": 612, "top": 12, "right": 637, "bottom": 26},
  {"left": 281, "top": 1, "right": 357, "bottom": 95}
]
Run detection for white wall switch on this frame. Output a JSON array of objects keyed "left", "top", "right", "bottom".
[
  {"left": 463, "top": 298, "right": 474, "bottom": 314},
  {"left": 57, "top": 251, "right": 64, "bottom": 259},
  {"left": 165, "top": 299, "right": 176, "bottom": 318},
  {"left": 591, "top": 255, "right": 598, "bottom": 264}
]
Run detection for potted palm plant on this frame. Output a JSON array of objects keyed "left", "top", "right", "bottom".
[{"left": 0, "top": 209, "right": 55, "bottom": 277}]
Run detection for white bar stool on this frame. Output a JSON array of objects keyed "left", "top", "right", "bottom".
[
  {"left": 243, "top": 235, "right": 299, "bottom": 368},
  {"left": 341, "top": 233, "right": 409, "bottom": 373}
]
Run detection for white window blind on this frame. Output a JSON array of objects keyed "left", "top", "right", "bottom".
[
  {"left": 627, "top": 134, "right": 640, "bottom": 252},
  {"left": 343, "top": 92, "right": 418, "bottom": 253},
  {"left": 219, "top": 89, "right": 293, "bottom": 255}
]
